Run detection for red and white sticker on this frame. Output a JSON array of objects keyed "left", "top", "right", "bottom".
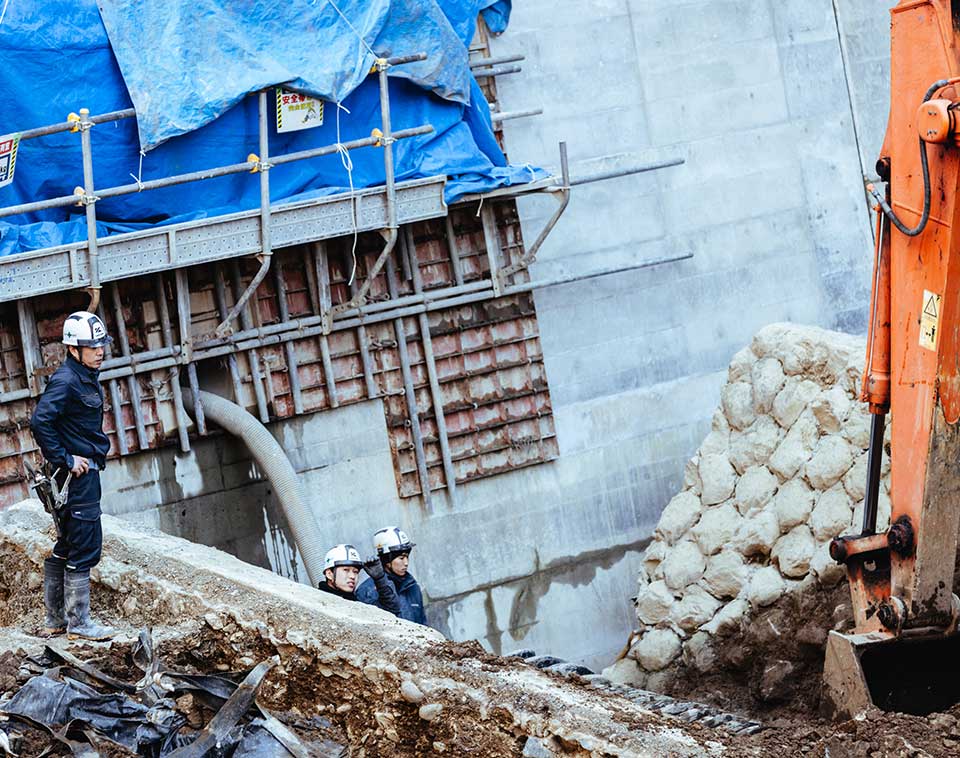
[{"left": 0, "top": 133, "right": 20, "bottom": 189}]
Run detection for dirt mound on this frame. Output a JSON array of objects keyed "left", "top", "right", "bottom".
[{"left": 0, "top": 499, "right": 747, "bottom": 757}]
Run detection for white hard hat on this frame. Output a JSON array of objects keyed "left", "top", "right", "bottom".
[
  {"left": 373, "top": 526, "right": 415, "bottom": 558},
  {"left": 63, "top": 311, "right": 112, "bottom": 348},
  {"left": 323, "top": 544, "right": 362, "bottom": 572}
]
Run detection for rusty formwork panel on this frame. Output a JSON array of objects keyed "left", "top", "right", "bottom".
[{"left": 0, "top": 197, "right": 557, "bottom": 505}]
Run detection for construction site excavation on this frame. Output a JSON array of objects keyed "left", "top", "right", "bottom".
[{"left": 7, "top": 0, "right": 960, "bottom": 756}]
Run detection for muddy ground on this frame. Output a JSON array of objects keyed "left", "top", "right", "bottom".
[{"left": 0, "top": 501, "right": 958, "bottom": 757}]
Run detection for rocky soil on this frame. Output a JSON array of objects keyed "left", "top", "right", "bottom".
[
  {"left": 0, "top": 500, "right": 750, "bottom": 757},
  {"left": 5, "top": 324, "right": 960, "bottom": 756}
]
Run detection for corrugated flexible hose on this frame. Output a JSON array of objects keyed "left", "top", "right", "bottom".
[{"left": 181, "top": 388, "right": 324, "bottom": 586}]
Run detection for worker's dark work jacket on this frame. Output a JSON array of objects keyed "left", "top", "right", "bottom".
[
  {"left": 29, "top": 354, "right": 110, "bottom": 571},
  {"left": 320, "top": 573, "right": 401, "bottom": 616},
  {"left": 357, "top": 571, "right": 427, "bottom": 625},
  {"left": 318, "top": 582, "right": 358, "bottom": 601},
  {"left": 30, "top": 354, "right": 109, "bottom": 475}
]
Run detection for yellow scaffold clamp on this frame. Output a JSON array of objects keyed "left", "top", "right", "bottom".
[
  {"left": 67, "top": 112, "right": 82, "bottom": 133},
  {"left": 73, "top": 186, "right": 96, "bottom": 206},
  {"left": 247, "top": 153, "right": 261, "bottom": 173},
  {"left": 371, "top": 57, "right": 389, "bottom": 73},
  {"left": 370, "top": 128, "right": 394, "bottom": 148}
]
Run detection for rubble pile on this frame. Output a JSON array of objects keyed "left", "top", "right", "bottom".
[
  {"left": 0, "top": 500, "right": 745, "bottom": 757},
  {"left": 615, "top": 324, "right": 887, "bottom": 711},
  {"left": 0, "top": 632, "right": 347, "bottom": 756}
]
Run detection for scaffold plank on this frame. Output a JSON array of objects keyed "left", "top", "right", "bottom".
[{"left": 0, "top": 176, "right": 447, "bottom": 303}]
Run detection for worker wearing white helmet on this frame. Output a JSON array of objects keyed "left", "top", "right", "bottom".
[
  {"left": 318, "top": 543, "right": 401, "bottom": 615},
  {"left": 29, "top": 311, "right": 115, "bottom": 641},
  {"left": 356, "top": 526, "right": 427, "bottom": 625}
]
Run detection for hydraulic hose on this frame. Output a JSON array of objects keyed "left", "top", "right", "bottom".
[
  {"left": 181, "top": 388, "right": 325, "bottom": 586},
  {"left": 868, "top": 79, "right": 950, "bottom": 237}
]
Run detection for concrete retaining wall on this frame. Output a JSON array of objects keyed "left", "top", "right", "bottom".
[{"left": 100, "top": 0, "right": 894, "bottom": 671}]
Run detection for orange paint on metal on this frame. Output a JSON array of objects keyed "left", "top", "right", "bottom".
[
  {"left": 847, "top": 0, "right": 960, "bottom": 631},
  {"left": 861, "top": 209, "right": 891, "bottom": 414},
  {"left": 916, "top": 98, "right": 954, "bottom": 144}
]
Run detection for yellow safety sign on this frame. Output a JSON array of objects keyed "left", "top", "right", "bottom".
[{"left": 276, "top": 88, "right": 324, "bottom": 133}]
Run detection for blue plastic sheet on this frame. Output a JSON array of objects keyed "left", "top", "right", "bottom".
[
  {"left": 481, "top": 1, "right": 513, "bottom": 35},
  {"left": 0, "top": 0, "right": 541, "bottom": 258},
  {"left": 98, "top": 0, "right": 474, "bottom": 151}
]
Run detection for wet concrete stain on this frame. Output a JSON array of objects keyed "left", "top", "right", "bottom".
[{"left": 432, "top": 536, "right": 652, "bottom": 653}]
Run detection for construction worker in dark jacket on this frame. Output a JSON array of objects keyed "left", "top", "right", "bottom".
[
  {"left": 356, "top": 526, "right": 427, "bottom": 625},
  {"left": 29, "top": 310, "right": 114, "bottom": 641},
  {"left": 319, "top": 544, "right": 401, "bottom": 616}
]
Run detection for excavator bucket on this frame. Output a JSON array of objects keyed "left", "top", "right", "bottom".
[{"left": 822, "top": 630, "right": 960, "bottom": 720}]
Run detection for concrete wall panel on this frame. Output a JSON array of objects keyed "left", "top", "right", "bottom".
[{"left": 96, "top": 0, "right": 895, "bottom": 669}]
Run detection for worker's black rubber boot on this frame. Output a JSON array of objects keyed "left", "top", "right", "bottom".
[
  {"left": 42, "top": 558, "right": 66, "bottom": 636},
  {"left": 64, "top": 569, "right": 114, "bottom": 641}
]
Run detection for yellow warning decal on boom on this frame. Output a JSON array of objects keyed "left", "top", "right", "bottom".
[{"left": 920, "top": 289, "right": 941, "bottom": 351}]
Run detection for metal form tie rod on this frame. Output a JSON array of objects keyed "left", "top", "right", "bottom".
[{"left": 469, "top": 54, "right": 525, "bottom": 69}]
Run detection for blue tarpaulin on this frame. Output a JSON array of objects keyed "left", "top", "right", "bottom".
[{"left": 0, "top": 0, "right": 537, "bottom": 258}]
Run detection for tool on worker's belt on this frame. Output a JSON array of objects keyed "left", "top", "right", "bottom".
[{"left": 23, "top": 458, "right": 71, "bottom": 538}]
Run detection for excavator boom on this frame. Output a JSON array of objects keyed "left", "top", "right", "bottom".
[{"left": 822, "top": 0, "right": 960, "bottom": 719}]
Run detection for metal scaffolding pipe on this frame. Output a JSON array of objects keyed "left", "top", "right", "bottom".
[
  {"left": 406, "top": 226, "right": 458, "bottom": 504},
  {"left": 443, "top": 215, "right": 465, "bottom": 286},
  {"left": 569, "top": 158, "right": 686, "bottom": 187},
  {"left": 110, "top": 282, "right": 149, "bottom": 450},
  {"left": 312, "top": 242, "right": 339, "bottom": 407},
  {"left": 192, "top": 278, "right": 494, "bottom": 354},
  {"left": 214, "top": 266, "right": 246, "bottom": 406},
  {"left": 154, "top": 274, "right": 191, "bottom": 453},
  {"left": 386, "top": 254, "right": 432, "bottom": 511},
  {"left": 272, "top": 258, "right": 304, "bottom": 415},
  {"left": 78, "top": 109, "right": 101, "bottom": 311},
  {"left": 216, "top": 91, "right": 273, "bottom": 337},
  {"left": 472, "top": 64, "right": 522, "bottom": 78},
  {"left": 4, "top": 254, "right": 694, "bottom": 402},
  {"left": 349, "top": 275, "right": 379, "bottom": 399},
  {"left": 96, "top": 302, "right": 128, "bottom": 456},
  {"left": 0, "top": 126, "right": 434, "bottom": 222},
  {"left": 469, "top": 53, "right": 525, "bottom": 69},
  {"left": 230, "top": 260, "right": 271, "bottom": 423},
  {"left": 499, "top": 141, "right": 571, "bottom": 283},
  {"left": 490, "top": 108, "right": 543, "bottom": 123},
  {"left": 185, "top": 363, "right": 206, "bottom": 436},
  {"left": 320, "top": 334, "right": 339, "bottom": 408},
  {"left": 19, "top": 108, "right": 136, "bottom": 141},
  {"left": 330, "top": 57, "right": 403, "bottom": 317},
  {"left": 16, "top": 299, "right": 42, "bottom": 397}
]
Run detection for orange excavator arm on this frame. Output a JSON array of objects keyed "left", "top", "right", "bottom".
[{"left": 823, "top": 0, "right": 960, "bottom": 719}]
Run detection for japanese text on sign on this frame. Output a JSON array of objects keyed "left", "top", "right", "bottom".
[{"left": 276, "top": 88, "right": 324, "bottom": 133}]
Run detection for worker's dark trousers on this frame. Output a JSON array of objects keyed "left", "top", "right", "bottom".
[{"left": 49, "top": 469, "right": 103, "bottom": 573}]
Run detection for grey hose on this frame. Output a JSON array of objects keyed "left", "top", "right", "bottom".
[{"left": 181, "top": 388, "right": 324, "bottom": 586}]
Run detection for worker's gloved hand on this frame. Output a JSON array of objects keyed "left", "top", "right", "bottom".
[{"left": 363, "top": 556, "right": 385, "bottom": 580}]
